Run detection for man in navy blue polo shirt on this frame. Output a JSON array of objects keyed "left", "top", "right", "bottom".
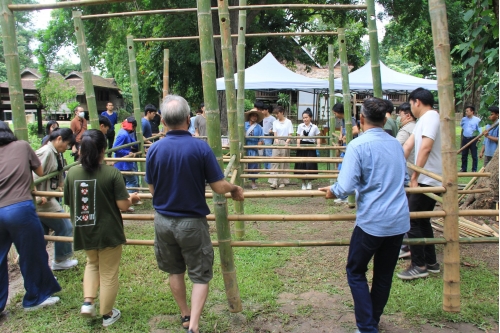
[
  {"left": 145, "top": 95, "right": 243, "bottom": 333},
  {"left": 460, "top": 105, "right": 481, "bottom": 172}
]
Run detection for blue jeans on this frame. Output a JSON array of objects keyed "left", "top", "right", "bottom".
[
  {"left": 263, "top": 138, "right": 273, "bottom": 169},
  {"left": 0, "top": 200, "right": 61, "bottom": 311},
  {"left": 39, "top": 211, "right": 74, "bottom": 262},
  {"left": 346, "top": 226, "right": 404, "bottom": 333},
  {"left": 247, "top": 149, "right": 260, "bottom": 181}
]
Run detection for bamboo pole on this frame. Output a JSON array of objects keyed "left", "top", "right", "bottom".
[
  {"left": 81, "top": 5, "right": 368, "bottom": 19},
  {"left": 126, "top": 35, "right": 146, "bottom": 186},
  {"left": 337, "top": 28, "right": 355, "bottom": 208},
  {"left": 224, "top": 154, "right": 237, "bottom": 178},
  {"left": 236, "top": 0, "right": 246, "bottom": 151},
  {"left": 244, "top": 145, "right": 344, "bottom": 150},
  {"left": 45, "top": 235, "right": 499, "bottom": 246},
  {"left": 244, "top": 169, "right": 339, "bottom": 173},
  {"left": 328, "top": 44, "right": 336, "bottom": 180},
  {"left": 72, "top": 11, "right": 99, "bottom": 130},
  {"left": 36, "top": 210, "right": 500, "bottom": 221},
  {"left": 429, "top": 0, "right": 460, "bottom": 313},
  {"left": 10, "top": 0, "right": 132, "bottom": 11},
  {"left": 163, "top": 49, "right": 169, "bottom": 98},
  {"left": 240, "top": 174, "right": 337, "bottom": 179},
  {"left": 458, "top": 167, "right": 485, "bottom": 202},
  {"left": 0, "top": 0, "right": 28, "bottom": 141},
  {"left": 133, "top": 32, "right": 338, "bottom": 42},
  {"left": 457, "top": 171, "right": 490, "bottom": 177},
  {"left": 407, "top": 163, "right": 444, "bottom": 182},
  {"left": 366, "top": 0, "right": 382, "bottom": 98},
  {"left": 197, "top": 0, "right": 242, "bottom": 313},
  {"left": 218, "top": 0, "right": 244, "bottom": 239}
]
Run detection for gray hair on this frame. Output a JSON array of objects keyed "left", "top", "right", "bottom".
[{"left": 160, "top": 95, "right": 190, "bottom": 128}]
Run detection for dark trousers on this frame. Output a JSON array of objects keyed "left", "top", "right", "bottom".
[
  {"left": 408, "top": 186, "right": 438, "bottom": 267},
  {"left": 460, "top": 136, "right": 478, "bottom": 171},
  {"left": 346, "top": 226, "right": 404, "bottom": 333},
  {"left": 106, "top": 131, "right": 115, "bottom": 157}
]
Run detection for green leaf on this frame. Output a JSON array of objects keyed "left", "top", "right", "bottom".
[
  {"left": 472, "top": 26, "right": 483, "bottom": 38},
  {"left": 463, "top": 9, "right": 475, "bottom": 22}
]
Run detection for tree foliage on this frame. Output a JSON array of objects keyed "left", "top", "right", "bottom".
[{"left": 37, "top": 75, "right": 77, "bottom": 118}]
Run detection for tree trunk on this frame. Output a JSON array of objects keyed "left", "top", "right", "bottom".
[{"left": 461, "top": 148, "right": 499, "bottom": 210}]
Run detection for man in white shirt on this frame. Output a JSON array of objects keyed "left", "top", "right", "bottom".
[{"left": 398, "top": 88, "right": 442, "bottom": 280}]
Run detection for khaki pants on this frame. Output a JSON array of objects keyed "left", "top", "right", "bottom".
[
  {"left": 83, "top": 245, "right": 122, "bottom": 315},
  {"left": 269, "top": 139, "right": 290, "bottom": 185}
]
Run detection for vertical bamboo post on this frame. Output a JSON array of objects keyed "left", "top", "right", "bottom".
[
  {"left": 338, "top": 28, "right": 355, "bottom": 208},
  {"left": 0, "top": 0, "right": 27, "bottom": 140},
  {"left": 126, "top": 36, "right": 145, "bottom": 184},
  {"left": 235, "top": 0, "right": 247, "bottom": 237},
  {"left": 428, "top": 0, "right": 460, "bottom": 312},
  {"left": 73, "top": 11, "right": 99, "bottom": 130},
  {"left": 163, "top": 49, "right": 169, "bottom": 98},
  {"left": 366, "top": 0, "right": 382, "bottom": 98},
  {"left": 197, "top": 0, "right": 242, "bottom": 313},
  {"left": 328, "top": 44, "right": 336, "bottom": 182}
]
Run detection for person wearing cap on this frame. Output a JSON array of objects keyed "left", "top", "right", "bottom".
[
  {"left": 194, "top": 103, "right": 207, "bottom": 140},
  {"left": 113, "top": 117, "right": 140, "bottom": 209},
  {"left": 245, "top": 109, "right": 264, "bottom": 189}
]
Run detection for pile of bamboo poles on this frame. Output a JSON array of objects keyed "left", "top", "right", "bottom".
[{"left": 432, "top": 217, "right": 499, "bottom": 238}]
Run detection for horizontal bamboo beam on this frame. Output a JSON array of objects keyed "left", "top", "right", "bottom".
[
  {"left": 44, "top": 235, "right": 498, "bottom": 246},
  {"left": 81, "top": 4, "right": 367, "bottom": 19},
  {"left": 244, "top": 145, "right": 345, "bottom": 150},
  {"left": 36, "top": 210, "right": 500, "bottom": 221},
  {"left": 241, "top": 158, "right": 343, "bottom": 163},
  {"left": 241, "top": 174, "right": 338, "bottom": 179},
  {"left": 407, "top": 162, "right": 443, "bottom": 183},
  {"left": 9, "top": 0, "right": 131, "bottom": 11},
  {"left": 134, "top": 32, "right": 338, "bottom": 42},
  {"left": 244, "top": 169, "right": 339, "bottom": 173},
  {"left": 457, "top": 172, "right": 491, "bottom": 178}
]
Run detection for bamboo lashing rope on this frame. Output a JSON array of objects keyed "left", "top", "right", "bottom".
[
  {"left": 36, "top": 210, "right": 499, "bottom": 221},
  {"left": 44, "top": 235, "right": 498, "bottom": 246}
]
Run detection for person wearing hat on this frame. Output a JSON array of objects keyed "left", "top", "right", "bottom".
[
  {"left": 113, "top": 117, "right": 140, "bottom": 212},
  {"left": 245, "top": 109, "right": 264, "bottom": 189}
]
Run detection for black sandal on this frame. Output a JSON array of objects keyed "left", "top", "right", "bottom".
[{"left": 181, "top": 315, "right": 190, "bottom": 329}]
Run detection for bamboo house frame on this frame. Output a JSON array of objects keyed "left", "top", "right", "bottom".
[{"left": 1, "top": 0, "right": 497, "bottom": 314}]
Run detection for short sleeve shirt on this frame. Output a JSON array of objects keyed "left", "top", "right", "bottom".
[
  {"left": 341, "top": 117, "right": 358, "bottom": 138},
  {"left": 33, "top": 142, "right": 64, "bottom": 212},
  {"left": 484, "top": 124, "right": 499, "bottom": 156},
  {"left": 194, "top": 115, "right": 207, "bottom": 137},
  {"left": 64, "top": 164, "right": 130, "bottom": 251},
  {"left": 263, "top": 115, "right": 276, "bottom": 135},
  {"left": 141, "top": 117, "right": 153, "bottom": 139},
  {"left": 145, "top": 130, "right": 224, "bottom": 217},
  {"left": 0, "top": 141, "right": 41, "bottom": 208},
  {"left": 413, "top": 110, "right": 442, "bottom": 186},
  {"left": 296, "top": 123, "right": 320, "bottom": 143},
  {"left": 272, "top": 118, "right": 294, "bottom": 137},
  {"left": 100, "top": 111, "right": 118, "bottom": 131}
]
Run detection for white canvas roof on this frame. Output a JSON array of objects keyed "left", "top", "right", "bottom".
[
  {"left": 333, "top": 61, "right": 438, "bottom": 92},
  {"left": 216, "top": 52, "right": 329, "bottom": 91}
]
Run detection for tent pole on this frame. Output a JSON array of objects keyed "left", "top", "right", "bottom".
[
  {"left": 428, "top": 0, "right": 460, "bottom": 312},
  {"left": 197, "top": 0, "right": 242, "bottom": 313},
  {"left": 366, "top": 0, "right": 382, "bottom": 98}
]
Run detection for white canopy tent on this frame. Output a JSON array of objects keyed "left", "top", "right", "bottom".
[
  {"left": 333, "top": 60, "right": 438, "bottom": 92},
  {"left": 216, "top": 52, "right": 329, "bottom": 91}
]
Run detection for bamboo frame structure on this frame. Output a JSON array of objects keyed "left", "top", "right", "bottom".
[
  {"left": 163, "top": 49, "right": 169, "bottom": 98},
  {"left": 9, "top": 0, "right": 131, "bottom": 11},
  {"left": 80, "top": 4, "right": 368, "bottom": 19},
  {"left": 73, "top": 11, "right": 99, "bottom": 130},
  {"left": 133, "top": 32, "right": 338, "bottom": 42},
  {"left": 218, "top": 0, "right": 245, "bottom": 239},
  {"left": 429, "top": 0, "right": 460, "bottom": 312},
  {"left": 197, "top": 0, "right": 242, "bottom": 313},
  {"left": 328, "top": 44, "right": 337, "bottom": 179},
  {"left": 45, "top": 235, "right": 498, "bottom": 247},
  {"left": 366, "top": 0, "right": 382, "bottom": 98},
  {"left": 126, "top": 35, "right": 146, "bottom": 185},
  {"left": 37, "top": 210, "right": 500, "bottom": 221},
  {"left": 0, "top": 0, "right": 28, "bottom": 140},
  {"left": 236, "top": 0, "right": 246, "bottom": 149}
]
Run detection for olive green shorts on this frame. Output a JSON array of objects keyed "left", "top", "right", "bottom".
[{"left": 154, "top": 213, "right": 214, "bottom": 284}]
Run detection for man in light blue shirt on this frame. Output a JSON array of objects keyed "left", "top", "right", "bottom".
[
  {"left": 319, "top": 97, "right": 409, "bottom": 333},
  {"left": 460, "top": 105, "right": 481, "bottom": 172},
  {"left": 480, "top": 106, "right": 499, "bottom": 165}
]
